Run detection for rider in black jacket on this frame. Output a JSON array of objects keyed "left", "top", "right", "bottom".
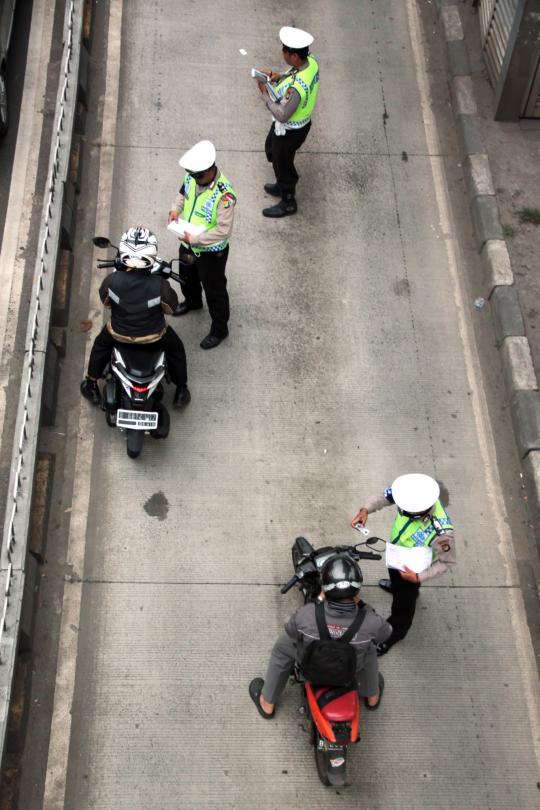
[{"left": 80, "top": 227, "right": 190, "bottom": 408}]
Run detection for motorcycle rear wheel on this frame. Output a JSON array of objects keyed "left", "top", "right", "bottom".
[
  {"left": 126, "top": 429, "right": 144, "bottom": 459},
  {"left": 313, "top": 727, "right": 347, "bottom": 787}
]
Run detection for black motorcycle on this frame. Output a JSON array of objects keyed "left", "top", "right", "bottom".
[
  {"left": 92, "top": 236, "right": 183, "bottom": 459},
  {"left": 281, "top": 535, "right": 383, "bottom": 787}
]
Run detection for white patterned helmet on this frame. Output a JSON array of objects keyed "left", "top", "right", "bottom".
[
  {"left": 119, "top": 227, "right": 158, "bottom": 269},
  {"left": 391, "top": 474, "right": 440, "bottom": 515}
]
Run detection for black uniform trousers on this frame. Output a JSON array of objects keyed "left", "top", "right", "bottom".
[
  {"left": 179, "top": 246, "right": 230, "bottom": 338},
  {"left": 265, "top": 121, "right": 312, "bottom": 201},
  {"left": 387, "top": 567, "right": 421, "bottom": 641},
  {"left": 88, "top": 325, "right": 188, "bottom": 387}
]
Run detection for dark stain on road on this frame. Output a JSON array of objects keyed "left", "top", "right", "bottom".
[
  {"left": 143, "top": 491, "right": 169, "bottom": 521},
  {"left": 437, "top": 480, "right": 450, "bottom": 508},
  {"left": 393, "top": 278, "right": 410, "bottom": 297}
]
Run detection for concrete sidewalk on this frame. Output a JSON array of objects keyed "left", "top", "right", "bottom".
[{"left": 436, "top": 1, "right": 540, "bottom": 566}]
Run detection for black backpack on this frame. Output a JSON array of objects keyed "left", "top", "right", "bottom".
[{"left": 299, "top": 601, "right": 367, "bottom": 687}]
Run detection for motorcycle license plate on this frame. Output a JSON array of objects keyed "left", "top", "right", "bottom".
[
  {"left": 318, "top": 739, "right": 340, "bottom": 750},
  {"left": 116, "top": 409, "right": 158, "bottom": 430}
]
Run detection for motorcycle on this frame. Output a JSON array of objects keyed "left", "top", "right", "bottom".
[
  {"left": 92, "top": 236, "right": 183, "bottom": 459},
  {"left": 280, "top": 535, "right": 383, "bottom": 787}
]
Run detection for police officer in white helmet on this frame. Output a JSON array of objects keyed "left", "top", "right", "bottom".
[
  {"left": 352, "top": 474, "right": 456, "bottom": 656},
  {"left": 255, "top": 26, "right": 320, "bottom": 218},
  {"left": 168, "top": 140, "right": 237, "bottom": 350}
]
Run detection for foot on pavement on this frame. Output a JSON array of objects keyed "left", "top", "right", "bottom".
[
  {"left": 173, "top": 385, "right": 191, "bottom": 408},
  {"left": 80, "top": 377, "right": 101, "bottom": 406},
  {"left": 248, "top": 678, "right": 275, "bottom": 719},
  {"left": 200, "top": 332, "right": 228, "bottom": 350},
  {"left": 262, "top": 200, "right": 297, "bottom": 218},
  {"left": 264, "top": 183, "right": 281, "bottom": 197},
  {"left": 173, "top": 301, "right": 203, "bottom": 317}
]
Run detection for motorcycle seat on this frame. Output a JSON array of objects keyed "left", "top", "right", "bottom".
[
  {"left": 315, "top": 687, "right": 359, "bottom": 722},
  {"left": 114, "top": 345, "right": 165, "bottom": 378}
]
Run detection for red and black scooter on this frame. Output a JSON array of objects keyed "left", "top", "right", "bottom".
[{"left": 280, "top": 536, "right": 382, "bottom": 787}]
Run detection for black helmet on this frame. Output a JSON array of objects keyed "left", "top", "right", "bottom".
[{"left": 321, "top": 554, "right": 363, "bottom": 600}]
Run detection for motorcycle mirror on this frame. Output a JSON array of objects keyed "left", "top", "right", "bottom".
[{"left": 93, "top": 236, "right": 111, "bottom": 248}]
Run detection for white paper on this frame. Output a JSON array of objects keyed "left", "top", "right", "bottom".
[
  {"left": 385, "top": 542, "right": 433, "bottom": 574},
  {"left": 251, "top": 68, "right": 280, "bottom": 102},
  {"left": 239, "top": 48, "right": 247, "bottom": 55},
  {"left": 167, "top": 219, "right": 206, "bottom": 238}
]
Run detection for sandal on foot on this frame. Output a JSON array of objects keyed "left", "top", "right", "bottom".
[
  {"left": 249, "top": 678, "right": 275, "bottom": 720},
  {"left": 365, "top": 673, "right": 385, "bottom": 711}
]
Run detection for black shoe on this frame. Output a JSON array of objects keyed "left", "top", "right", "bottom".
[
  {"left": 248, "top": 678, "right": 275, "bottom": 720},
  {"left": 173, "top": 385, "right": 191, "bottom": 409},
  {"left": 173, "top": 301, "right": 203, "bottom": 317},
  {"left": 378, "top": 578, "right": 393, "bottom": 594},
  {"left": 264, "top": 183, "right": 281, "bottom": 197},
  {"left": 200, "top": 332, "right": 228, "bottom": 350},
  {"left": 80, "top": 378, "right": 101, "bottom": 406},
  {"left": 262, "top": 200, "right": 297, "bottom": 218}
]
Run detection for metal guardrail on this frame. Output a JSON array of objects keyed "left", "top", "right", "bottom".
[{"left": 0, "top": 0, "right": 84, "bottom": 759}]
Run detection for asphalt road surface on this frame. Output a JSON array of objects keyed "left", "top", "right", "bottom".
[{"left": 17, "top": 1, "right": 540, "bottom": 808}]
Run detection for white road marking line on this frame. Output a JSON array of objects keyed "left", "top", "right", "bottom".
[
  {"left": 42, "top": 1, "right": 124, "bottom": 807},
  {"left": 0, "top": 0, "right": 54, "bottom": 429},
  {"left": 406, "top": 0, "right": 540, "bottom": 760}
]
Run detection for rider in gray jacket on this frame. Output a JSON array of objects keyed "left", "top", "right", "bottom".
[{"left": 249, "top": 555, "right": 391, "bottom": 719}]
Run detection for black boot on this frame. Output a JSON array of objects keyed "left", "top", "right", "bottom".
[
  {"left": 378, "top": 578, "right": 393, "bottom": 594},
  {"left": 173, "top": 385, "right": 191, "bottom": 408},
  {"left": 80, "top": 377, "right": 101, "bottom": 406},
  {"left": 262, "top": 196, "right": 297, "bottom": 218},
  {"left": 173, "top": 301, "right": 203, "bottom": 317},
  {"left": 200, "top": 331, "right": 228, "bottom": 350},
  {"left": 263, "top": 183, "right": 281, "bottom": 197}
]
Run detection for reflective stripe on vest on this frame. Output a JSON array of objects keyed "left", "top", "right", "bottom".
[
  {"left": 107, "top": 277, "right": 161, "bottom": 313},
  {"left": 183, "top": 171, "right": 237, "bottom": 253},
  {"left": 390, "top": 500, "right": 453, "bottom": 549},
  {"left": 275, "top": 55, "right": 319, "bottom": 129}
]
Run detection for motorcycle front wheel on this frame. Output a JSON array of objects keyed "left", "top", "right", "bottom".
[
  {"left": 313, "top": 727, "right": 347, "bottom": 787},
  {"left": 126, "top": 429, "right": 144, "bottom": 459}
]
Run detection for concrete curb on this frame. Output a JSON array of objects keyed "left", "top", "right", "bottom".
[
  {"left": 438, "top": 5, "right": 540, "bottom": 536},
  {"left": 0, "top": 0, "right": 88, "bottom": 770}
]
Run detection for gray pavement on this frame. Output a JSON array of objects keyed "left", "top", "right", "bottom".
[{"left": 34, "top": 0, "right": 540, "bottom": 808}]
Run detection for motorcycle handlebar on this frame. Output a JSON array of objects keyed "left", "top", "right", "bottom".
[
  {"left": 354, "top": 550, "right": 382, "bottom": 561},
  {"left": 95, "top": 258, "right": 180, "bottom": 280},
  {"left": 280, "top": 574, "right": 299, "bottom": 594}
]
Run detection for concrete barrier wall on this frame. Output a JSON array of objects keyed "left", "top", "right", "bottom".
[{"left": 0, "top": 0, "right": 85, "bottom": 766}]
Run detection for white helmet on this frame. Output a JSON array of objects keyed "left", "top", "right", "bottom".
[
  {"left": 391, "top": 474, "right": 440, "bottom": 515},
  {"left": 179, "top": 140, "right": 216, "bottom": 173},
  {"left": 119, "top": 227, "right": 158, "bottom": 269},
  {"left": 279, "top": 26, "right": 314, "bottom": 50}
]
